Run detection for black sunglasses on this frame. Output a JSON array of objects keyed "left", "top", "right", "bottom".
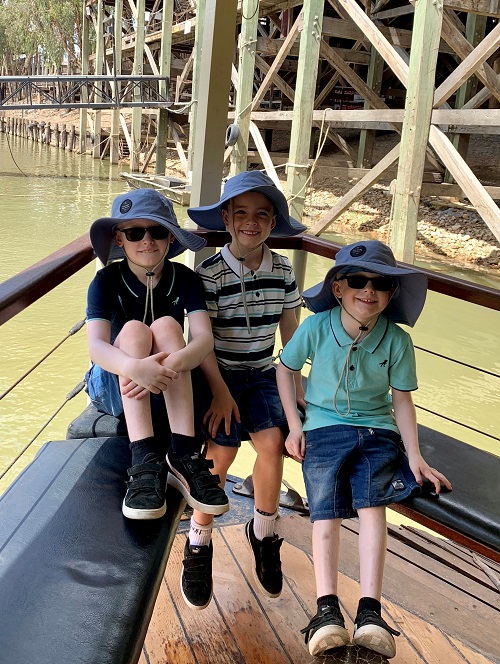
[
  {"left": 117, "top": 226, "right": 170, "bottom": 242},
  {"left": 339, "top": 274, "right": 396, "bottom": 291}
]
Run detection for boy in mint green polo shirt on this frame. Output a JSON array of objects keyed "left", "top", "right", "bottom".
[{"left": 277, "top": 240, "right": 451, "bottom": 660}]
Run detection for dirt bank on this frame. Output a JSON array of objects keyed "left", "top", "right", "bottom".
[{"left": 5, "top": 108, "right": 500, "bottom": 274}]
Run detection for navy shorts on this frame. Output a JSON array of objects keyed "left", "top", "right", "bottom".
[
  {"left": 193, "top": 366, "right": 287, "bottom": 448},
  {"left": 303, "top": 425, "right": 420, "bottom": 521}
]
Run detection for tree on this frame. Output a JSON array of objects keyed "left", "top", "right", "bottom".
[{"left": 0, "top": 0, "right": 86, "bottom": 72}]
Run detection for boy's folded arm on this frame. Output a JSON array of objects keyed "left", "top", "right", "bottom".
[{"left": 163, "top": 311, "right": 214, "bottom": 374}]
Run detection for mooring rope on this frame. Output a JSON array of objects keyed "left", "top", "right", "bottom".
[
  {"left": 0, "top": 319, "right": 86, "bottom": 401},
  {"left": 0, "top": 380, "right": 86, "bottom": 482}
]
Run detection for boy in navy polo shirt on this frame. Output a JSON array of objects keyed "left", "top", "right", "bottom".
[
  {"left": 277, "top": 240, "right": 451, "bottom": 659},
  {"left": 179, "top": 171, "right": 307, "bottom": 610},
  {"left": 86, "top": 188, "right": 228, "bottom": 521}
]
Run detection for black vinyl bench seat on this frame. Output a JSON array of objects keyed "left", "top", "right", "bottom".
[
  {"left": 0, "top": 436, "right": 184, "bottom": 664},
  {"left": 67, "top": 404, "right": 500, "bottom": 564}
]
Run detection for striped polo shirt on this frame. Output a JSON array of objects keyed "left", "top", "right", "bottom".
[{"left": 196, "top": 244, "right": 301, "bottom": 370}]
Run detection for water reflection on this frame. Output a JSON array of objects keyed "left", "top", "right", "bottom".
[{"left": 1, "top": 132, "right": 499, "bottom": 502}]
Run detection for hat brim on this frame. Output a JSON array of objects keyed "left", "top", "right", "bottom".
[
  {"left": 302, "top": 263, "right": 427, "bottom": 327},
  {"left": 90, "top": 215, "right": 206, "bottom": 264},
  {"left": 188, "top": 183, "right": 306, "bottom": 237}
]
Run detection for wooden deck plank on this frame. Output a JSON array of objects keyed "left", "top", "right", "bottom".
[{"left": 448, "top": 637, "right": 497, "bottom": 664}]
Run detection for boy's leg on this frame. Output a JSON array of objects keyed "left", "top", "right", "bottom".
[
  {"left": 114, "top": 321, "right": 167, "bottom": 520},
  {"left": 149, "top": 317, "right": 228, "bottom": 515},
  {"left": 244, "top": 427, "right": 284, "bottom": 598},
  {"left": 181, "top": 442, "right": 238, "bottom": 610},
  {"left": 353, "top": 506, "right": 399, "bottom": 658},
  {"left": 302, "top": 518, "right": 350, "bottom": 656}
]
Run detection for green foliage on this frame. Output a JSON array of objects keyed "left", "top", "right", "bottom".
[{"left": 0, "top": 0, "right": 84, "bottom": 69}]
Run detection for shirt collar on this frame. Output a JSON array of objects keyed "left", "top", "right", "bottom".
[
  {"left": 329, "top": 307, "right": 389, "bottom": 353},
  {"left": 221, "top": 243, "right": 273, "bottom": 275},
  {"left": 119, "top": 258, "right": 172, "bottom": 296}
]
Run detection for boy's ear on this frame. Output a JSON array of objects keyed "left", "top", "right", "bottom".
[
  {"left": 271, "top": 216, "right": 276, "bottom": 230},
  {"left": 114, "top": 230, "right": 124, "bottom": 247},
  {"left": 221, "top": 208, "right": 230, "bottom": 228},
  {"left": 332, "top": 280, "right": 342, "bottom": 298}
]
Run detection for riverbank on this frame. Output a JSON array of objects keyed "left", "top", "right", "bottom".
[{"left": 3, "top": 107, "right": 500, "bottom": 273}]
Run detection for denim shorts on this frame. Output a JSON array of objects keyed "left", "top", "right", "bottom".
[
  {"left": 193, "top": 366, "right": 287, "bottom": 447},
  {"left": 303, "top": 425, "right": 420, "bottom": 521},
  {"left": 85, "top": 364, "right": 167, "bottom": 421}
]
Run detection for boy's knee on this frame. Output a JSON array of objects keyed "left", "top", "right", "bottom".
[
  {"left": 115, "top": 320, "right": 152, "bottom": 350},
  {"left": 150, "top": 316, "right": 185, "bottom": 345},
  {"left": 206, "top": 443, "right": 237, "bottom": 472}
]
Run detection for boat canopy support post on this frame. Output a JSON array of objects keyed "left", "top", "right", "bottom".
[
  {"left": 187, "top": 0, "right": 206, "bottom": 181},
  {"left": 390, "top": 0, "right": 444, "bottom": 263},
  {"left": 131, "top": 0, "right": 146, "bottom": 172},
  {"left": 286, "top": 2, "right": 324, "bottom": 297},
  {"left": 229, "top": 0, "right": 260, "bottom": 177},
  {"left": 155, "top": 0, "right": 174, "bottom": 176}
]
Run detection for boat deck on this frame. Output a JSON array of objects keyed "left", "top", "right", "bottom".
[{"left": 140, "top": 493, "right": 499, "bottom": 664}]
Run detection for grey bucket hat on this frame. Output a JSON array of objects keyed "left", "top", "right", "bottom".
[
  {"left": 302, "top": 240, "right": 427, "bottom": 326},
  {"left": 90, "top": 188, "right": 206, "bottom": 264},
  {"left": 187, "top": 170, "right": 307, "bottom": 237}
]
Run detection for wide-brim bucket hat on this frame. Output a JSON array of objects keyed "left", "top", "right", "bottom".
[
  {"left": 187, "top": 170, "right": 307, "bottom": 237},
  {"left": 90, "top": 188, "right": 206, "bottom": 264},
  {"left": 302, "top": 240, "right": 427, "bottom": 326}
]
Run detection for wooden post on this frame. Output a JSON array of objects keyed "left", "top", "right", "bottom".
[
  {"left": 130, "top": 0, "right": 146, "bottom": 172},
  {"left": 286, "top": 0, "right": 324, "bottom": 296},
  {"left": 444, "top": 13, "right": 487, "bottom": 185},
  {"left": 92, "top": 0, "right": 104, "bottom": 159},
  {"left": 357, "top": 47, "right": 385, "bottom": 168},
  {"left": 229, "top": 0, "right": 260, "bottom": 176},
  {"left": 155, "top": 0, "right": 174, "bottom": 175},
  {"left": 79, "top": 5, "right": 90, "bottom": 154},
  {"left": 187, "top": 0, "right": 206, "bottom": 178},
  {"left": 68, "top": 125, "right": 76, "bottom": 151},
  {"left": 54, "top": 123, "right": 60, "bottom": 147},
  {"left": 61, "top": 124, "right": 67, "bottom": 149},
  {"left": 110, "top": 0, "right": 123, "bottom": 164},
  {"left": 390, "top": 0, "right": 444, "bottom": 263}
]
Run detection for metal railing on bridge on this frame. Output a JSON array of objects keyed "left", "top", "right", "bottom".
[{"left": 0, "top": 75, "right": 170, "bottom": 110}]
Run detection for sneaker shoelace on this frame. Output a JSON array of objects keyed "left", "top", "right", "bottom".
[
  {"left": 355, "top": 609, "right": 400, "bottom": 636},
  {"left": 301, "top": 605, "right": 345, "bottom": 644}
]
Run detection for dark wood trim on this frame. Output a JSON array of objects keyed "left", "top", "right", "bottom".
[{"left": 1, "top": 230, "right": 499, "bottom": 327}]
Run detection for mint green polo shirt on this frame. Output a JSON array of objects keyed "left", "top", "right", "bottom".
[{"left": 280, "top": 308, "right": 417, "bottom": 433}]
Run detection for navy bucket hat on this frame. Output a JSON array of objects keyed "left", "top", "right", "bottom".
[
  {"left": 302, "top": 240, "right": 427, "bottom": 326},
  {"left": 90, "top": 188, "right": 206, "bottom": 264},
  {"left": 187, "top": 171, "right": 307, "bottom": 237}
]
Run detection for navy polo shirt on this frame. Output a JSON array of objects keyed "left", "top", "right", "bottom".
[
  {"left": 86, "top": 259, "right": 207, "bottom": 341},
  {"left": 280, "top": 307, "right": 418, "bottom": 433}
]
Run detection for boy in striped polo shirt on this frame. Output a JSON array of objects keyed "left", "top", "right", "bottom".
[{"left": 180, "top": 171, "right": 307, "bottom": 610}]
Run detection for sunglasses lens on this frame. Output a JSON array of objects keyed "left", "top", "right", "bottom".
[
  {"left": 345, "top": 275, "right": 394, "bottom": 291},
  {"left": 121, "top": 226, "right": 170, "bottom": 242}
]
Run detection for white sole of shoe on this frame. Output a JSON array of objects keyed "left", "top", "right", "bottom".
[
  {"left": 309, "top": 624, "right": 351, "bottom": 656},
  {"left": 121, "top": 499, "right": 166, "bottom": 520},
  {"left": 167, "top": 472, "right": 229, "bottom": 515},
  {"left": 353, "top": 625, "right": 396, "bottom": 658},
  {"left": 180, "top": 573, "right": 213, "bottom": 611},
  {"left": 244, "top": 522, "right": 282, "bottom": 599}
]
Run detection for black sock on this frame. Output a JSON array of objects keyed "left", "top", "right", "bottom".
[
  {"left": 129, "top": 436, "right": 160, "bottom": 465},
  {"left": 356, "top": 597, "right": 381, "bottom": 618},
  {"left": 317, "top": 594, "right": 340, "bottom": 610},
  {"left": 170, "top": 433, "right": 199, "bottom": 457}
]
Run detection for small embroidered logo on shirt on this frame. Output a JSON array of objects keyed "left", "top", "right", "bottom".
[
  {"left": 392, "top": 479, "right": 405, "bottom": 491},
  {"left": 379, "top": 359, "right": 388, "bottom": 367},
  {"left": 172, "top": 297, "right": 179, "bottom": 305}
]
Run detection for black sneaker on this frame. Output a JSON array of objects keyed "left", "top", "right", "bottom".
[
  {"left": 180, "top": 539, "right": 213, "bottom": 610},
  {"left": 353, "top": 609, "right": 400, "bottom": 658},
  {"left": 301, "top": 604, "right": 350, "bottom": 656},
  {"left": 122, "top": 453, "right": 167, "bottom": 520},
  {"left": 166, "top": 451, "right": 229, "bottom": 515},
  {"left": 244, "top": 518, "right": 283, "bottom": 598}
]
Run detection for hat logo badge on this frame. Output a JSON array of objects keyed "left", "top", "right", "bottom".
[
  {"left": 120, "top": 199, "right": 133, "bottom": 214},
  {"left": 350, "top": 245, "right": 366, "bottom": 257}
]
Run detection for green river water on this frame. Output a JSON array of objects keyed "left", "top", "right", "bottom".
[{"left": 1, "top": 131, "right": 499, "bottom": 517}]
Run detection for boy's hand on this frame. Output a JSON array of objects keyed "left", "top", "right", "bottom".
[
  {"left": 204, "top": 392, "right": 241, "bottom": 438},
  {"left": 409, "top": 453, "right": 452, "bottom": 495},
  {"left": 122, "top": 353, "right": 179, "bottom": 397},
  {"left": 285, "top": 427, "right": 305, "bottom": 463}
]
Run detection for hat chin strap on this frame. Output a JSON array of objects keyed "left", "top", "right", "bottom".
[{"left": 123, "top": 246, "right": 169, "bottom": 324}]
